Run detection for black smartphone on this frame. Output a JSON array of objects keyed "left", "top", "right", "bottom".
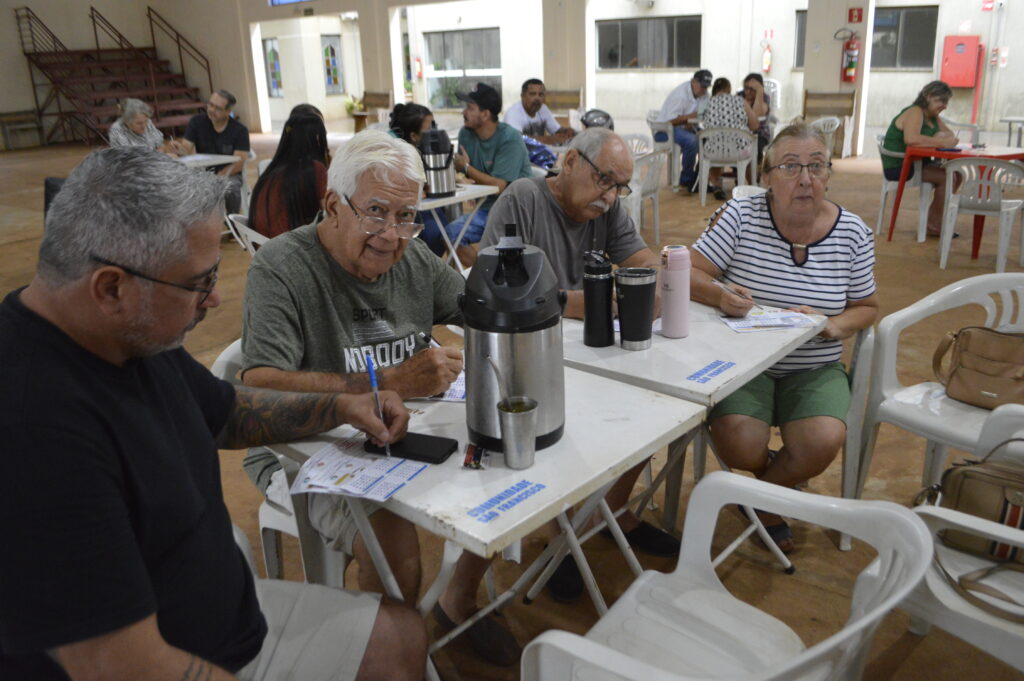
[{"left": 363, "top": 432, "right": 459, "bottom": 465}]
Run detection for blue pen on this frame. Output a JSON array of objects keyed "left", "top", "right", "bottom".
[{"left": 364, "top": 353, "right": 391, "bottom": 457}]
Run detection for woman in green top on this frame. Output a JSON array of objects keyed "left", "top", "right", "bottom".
[{"left": 882, "top": 80, "right": 960, "bottom": 236}]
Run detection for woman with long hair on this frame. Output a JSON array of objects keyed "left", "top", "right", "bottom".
[
  {"left": 881, "top": 80, "right": 959, "bottom": 236},
  {"left": 387, "top": 102, "right": 450, "bottom": 255},
  {"left": 248, "top": 110, "right": 330, "bottom": 238}
]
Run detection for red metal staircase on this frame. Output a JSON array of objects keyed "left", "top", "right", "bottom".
[{"left": 14, "top": 5, "right": 210, "bottom": 145}]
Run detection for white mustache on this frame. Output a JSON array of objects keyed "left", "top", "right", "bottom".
[{"left": 589, "top": 200, "right": 610, "bottom": 213}]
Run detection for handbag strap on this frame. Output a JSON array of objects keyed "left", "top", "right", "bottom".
[
  {"left": 981, "top": 437, "right": 1024, "bottom": 463},
  {"left": 932, "top": 331, "right": 958, "bottom": 386},
  {"left": 934, "top": 550, "right": 1024, "bottom": 623}
]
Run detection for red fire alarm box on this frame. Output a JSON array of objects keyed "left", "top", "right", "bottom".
[{"left": 941, "top": 35, "right": 980, "bottom": 87}]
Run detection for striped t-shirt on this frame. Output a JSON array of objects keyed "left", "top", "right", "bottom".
[{"left": 693, "top": 193, "right": 876, "bottom": 375}]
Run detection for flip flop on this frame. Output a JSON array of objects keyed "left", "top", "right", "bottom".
[{"left": 760, "top": 520, "right": 795, "bottom": 555}]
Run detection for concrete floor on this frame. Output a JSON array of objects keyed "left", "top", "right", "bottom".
[{"left": 1, "top": 138, "right": 1022, "bottom": 681}]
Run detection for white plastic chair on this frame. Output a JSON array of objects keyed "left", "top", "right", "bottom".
[
  {"left": 211, "top": 339, "right": 350, "bottom": 587},
  {"left": 940, "top": 116, "right": 981, "bottom": 146},
  {"left": 620, "top": 133, "right": 654, "bottom": 157},
  {"left": 901, "top": 404, "right": 1024, "bottom": 672},
  {"left": 859, "top": 273, "right": 1024, "bottom": 499},
  {"left": 521, "top": 471, "right": 932, "bottom": 681},
  {"left": 621, "top": 150, "right": 666, "bottom": 245},
  {"left": 808, "top": 116, "right": 841, "bottom": 156},
  {"left": 690, "top": 328, "right": 875, "bottom": 555},
  {"left": 763, "top": 78, "right": 781, "bottom": 139},
  {"left": 225, "top": 213, "right": 269, "bottom": 256},
  {"left": 647, "top": 109, "right": 680, "bottom": 189},
  {"left": 529, "top": 164, "right": 548, "bottom": 179},
  {"left": 732, "top": 184, "right": 767, "bottom": 199},
  {"left": 696, "top": 127, "right": 757, "bottom": 206},
  {"left": 239, "top": 149, "right": 257, "bottom": 217},
  {"left": 938, "top": 158, "right": 1024, "bottom": 272},
  {"left": 875, "top": 133, "right": 934, "bottom": 241}
]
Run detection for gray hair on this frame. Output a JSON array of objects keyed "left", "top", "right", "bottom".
[
  {"left": 327, "top": 129, "right": 424, "bottom": 198},
  {"left": 216, "top": 89, "right": 237, "bottom": 109},
  {"left": 119, "top": 98, "right": 152, "bottom": 125},
  {"left": 568, "top": 127, "right": 620, "bottom": 160},
  {"left": 761, "top": 122, "right": 830, "bottom": 176},
  {"left": 38, "top": 147, "right": 228, "bottom": 287}
]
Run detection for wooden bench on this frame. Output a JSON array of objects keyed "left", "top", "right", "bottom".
[
  {"left": 0, "top": 110, "right": 42, "bottom": 151},
  {"left": 803, "top": 91, "right": 855, "bottom": 158},
  {"left": 354, "top": 91, "right": 393, "bottom": 133}
]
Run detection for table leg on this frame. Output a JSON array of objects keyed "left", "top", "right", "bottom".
[
  {"left": 597, "top": 500, "right": 643, "bottom": 577},
  {"left": 662, "top": 430, "right": 697, "bottom": 532},
  {"left": 1018, "top": 124, "right": 1022, "bottom": 148},
  {"left": 447, "top": 198, "right": 486, "bottom": 271},
  {"left": 887, "top": 152, "right": 914, "bottom": 241},
  {"left": 1009, "top": 122, "right": 1013, "bottom": 147},
  {"left": 972, "top": 214, "right": 986, "bottom": 260},
  {"left": 431, "top": 207, "right": 468, "bottom": 277}
]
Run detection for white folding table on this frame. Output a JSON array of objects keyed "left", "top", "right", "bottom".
[
  {"left": 419, "top": 183, "right": 498, "bottom": 275},
  {"left": 269, "top": 367, "right": 703, "bottom": 662},
  {"left": 176, "top": 153, "right": 239, "bottom": 169},
  {"left": 561, "top": 303, "right": 826, "bottom": 530}
]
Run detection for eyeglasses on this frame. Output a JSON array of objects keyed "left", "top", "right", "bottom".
[
  {"left": 344, "top": 195, "right": 424, "bottom": 239},
  {"left": 768, "top": 162, "right": 832, "bottom": 179},
  {"left": 90, "top": 255, "right": 219, "bottom": 305},
  {"left": 578, "top": 151, "right": 632, "bottom": 198}
]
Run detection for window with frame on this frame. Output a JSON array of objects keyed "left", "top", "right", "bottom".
[
  {"left": 872, "top": 6, "right": 938, "bottom": 69},
  {"left": 596, "top": 16, "right": 701, "bottom": 69},
  {"left": 321, "top": 35, "right": 343, "bottom": 95},
  {"left": 263, "top": 38, "right": 283, "bottom": 98},
  {"left": 423, "top": 28, "right": 501, "bottom": 110},
  {"left": 795, "top": 10, "right": 806, "bottom": 69}
]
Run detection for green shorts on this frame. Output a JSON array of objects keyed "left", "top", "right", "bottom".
[{"left": 709, "top": 362, "right": 850, "bottom": 426}]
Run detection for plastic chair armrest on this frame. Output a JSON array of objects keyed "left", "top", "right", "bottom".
[
  {"left": 524, "top": 631, "right": 697, "bottom": 681},
  {"left": 915, "top": 505, "right": 1024, "bottom": 549}
]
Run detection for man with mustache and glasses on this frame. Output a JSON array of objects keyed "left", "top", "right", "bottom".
[
  {"left": 0, "top": 147, "right": 425, "bottom": 681},
  {"left": 477, "top": 127, "right": 672, "bottom": 601}
]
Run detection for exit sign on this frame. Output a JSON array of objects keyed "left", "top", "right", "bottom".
[{"left": 849, "top": 7, "right": 864, "bottom": 22}]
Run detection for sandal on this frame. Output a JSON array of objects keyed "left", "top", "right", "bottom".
[{"left": 760, "top": 520, "right": 795, "bottom": 555}]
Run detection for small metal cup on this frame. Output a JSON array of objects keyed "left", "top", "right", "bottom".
[{"left": 497, "top": 396, "right": 538, "bottom": 470}]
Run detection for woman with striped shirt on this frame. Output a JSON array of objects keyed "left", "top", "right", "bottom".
[{"left": 690, "top": 123, "right": 879, "bottom": 553}]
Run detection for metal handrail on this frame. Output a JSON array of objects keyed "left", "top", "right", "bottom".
[
  {"left": 89, "top": 6, "right": 159, "bottom": 111},
  {"left": 15, "top": 6, "right": 69, "bottom": 55},
  {"left": 147, "top": 6, "right": 212, "bottom": 97}
]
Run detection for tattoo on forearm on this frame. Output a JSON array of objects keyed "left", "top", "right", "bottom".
[
  {"left": 217, "top": 386, "right": 342, "bottom": 449},
  {"left": 180, "top": 655, "right": 211, "bottom": 681}
]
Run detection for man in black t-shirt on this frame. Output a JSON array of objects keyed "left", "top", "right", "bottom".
[
  {"left": 180, "top": 88, "right": 250, "bottom": 213},
  {"left": 0, "top": 147, "right": 426, "bottom": 681}
]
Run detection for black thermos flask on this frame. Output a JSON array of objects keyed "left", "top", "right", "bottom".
[{"left": 583, "top": 250, "right": 614, "bottom": 347}]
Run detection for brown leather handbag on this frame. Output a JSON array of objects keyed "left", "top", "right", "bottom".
[{"left": 932, "top": 326, "right": 1024, "bottom": 409}]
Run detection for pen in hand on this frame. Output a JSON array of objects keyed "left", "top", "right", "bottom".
[
  {"left": 711, "top": 279, "right": 764, "bottom": 311},
  {"left": 418, "top": 331, "right": 441, "bottom": 348},
  {"left": 364, "top": 353, "right": 391, "bottom": 457}
]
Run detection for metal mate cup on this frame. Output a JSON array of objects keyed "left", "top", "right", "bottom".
[{"left": 497, "top": 396, "right": 538, "bottom": 470}]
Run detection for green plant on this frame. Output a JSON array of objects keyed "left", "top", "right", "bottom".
[{"left": 344, "top": 95, "right": 364, "bottom": 115}]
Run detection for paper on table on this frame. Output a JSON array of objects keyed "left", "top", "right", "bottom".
[
  {"left": 720, "top": 308, "right": 816, "bottom": 333},
  {"left": 438, "top": 371, "right": 466, "bottom": 401},
  {"left": 290, "top": 428, "right": 428, "bottom": 502}
]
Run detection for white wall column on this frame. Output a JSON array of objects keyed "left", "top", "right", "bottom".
[{"left": 542, "top": 0, "right": 588, "bottom": 102}]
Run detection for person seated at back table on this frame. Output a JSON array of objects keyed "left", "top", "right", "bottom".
[
  {"left": 504, "top": 78, "right": 576, "bottom": 147},
  {"left": 240, "top": 129, "right": 522, "bottom": 667},
  {"left": 108, "top": 98, "right": 173, "bottom": 153},
  {"left": 176, "top": 88, "right": 251, "bottom": 214},
  {"left": 387, "top": 102, "right": 450, "bottom": 256},
  {"left": 445, "top": 82, "right": 533, "bottom": 268},
  {"left": 881, "top": 80, "right": 960, "bottom": 237},
  {"left": 248, "top": 110, "right": 329, "bottom": 238},
  {"left": 689, "top": 122, "right": 879, "bottom": 553},
  {"left": 478, "top": 127, "right": 674, "bottom": 602},
  {"left": 741, "top": 73, "right": 771, "bottom": 166},
  {"left": 0, "top": 145, "right": 425, "bottom": 681},
  {"left": 701, "top": 77, "right": 759, "bottom": 199},
  {"left": 654, "top": 68, "right": 712, "bottom": 192}
]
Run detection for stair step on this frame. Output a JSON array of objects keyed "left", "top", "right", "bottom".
[
  {"left": 57, "top": 73, "right": 185, "bottom": 87},
  {"left": 34, "top": 47, "right": 158, "bottom": 60},
  {"left": 69, "top": 86, "right": 199, "bottom": 104},
  {"left": 39, "top": 58, "right": 171, "bottom": 73},
  {"left": 90, "top": 99, "right": 204, "bottom": 120}
]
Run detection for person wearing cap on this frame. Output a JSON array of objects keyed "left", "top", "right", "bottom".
[
  {"left": 655, "top": 69, "right": 712, "bottom": 192},
  {"left": 504, "top": 78, "right": 576, "bottom": 146},
  {"left": 446, "top": 82, "right": 533, "bottom": 267}
]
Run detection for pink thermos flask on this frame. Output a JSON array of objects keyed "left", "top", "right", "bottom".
[{"left": 660, "top": 245, "right": 690, "bottom": 338}]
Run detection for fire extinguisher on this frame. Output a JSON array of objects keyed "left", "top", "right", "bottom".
[
  {"left": 838, "top": 30, "right": 859, "bottom": 83},
  {"left": 761, "top": 40, "right": 772, "bottom": 74}
]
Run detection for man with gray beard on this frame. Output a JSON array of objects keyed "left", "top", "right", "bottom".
[
  {"left": 477, "top": 127, "right": 671, "bottom": 601},
  {"left": 478, "top": 127, "right": 659, "bottom": 319}
]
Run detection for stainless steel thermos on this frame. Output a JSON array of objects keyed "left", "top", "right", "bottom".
[{"left": 417, "top": 129, "right": 456, "bottom": 198}]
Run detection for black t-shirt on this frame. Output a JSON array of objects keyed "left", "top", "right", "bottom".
[
  {"left": 0, "top": 289, "right": 266, "bottom": 680},
  {"left": 184, "top": 114, "right": 250, "bottom": 171}
]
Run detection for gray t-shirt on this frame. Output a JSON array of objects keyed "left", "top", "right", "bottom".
[
  {"left": 478, "top": 176, "right": 648, "bottom": 290},
  {"left": 242, "top": 221, "right": 464, "bottom": 376}
]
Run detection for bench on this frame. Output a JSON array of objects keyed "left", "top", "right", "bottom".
[{"left": 0, "top": 110, "right": 42, "bottom": 151}]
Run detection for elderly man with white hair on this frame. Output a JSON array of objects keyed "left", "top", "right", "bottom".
[{"left": 241, "top": 129, "right": 521, "bottom": 667}]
